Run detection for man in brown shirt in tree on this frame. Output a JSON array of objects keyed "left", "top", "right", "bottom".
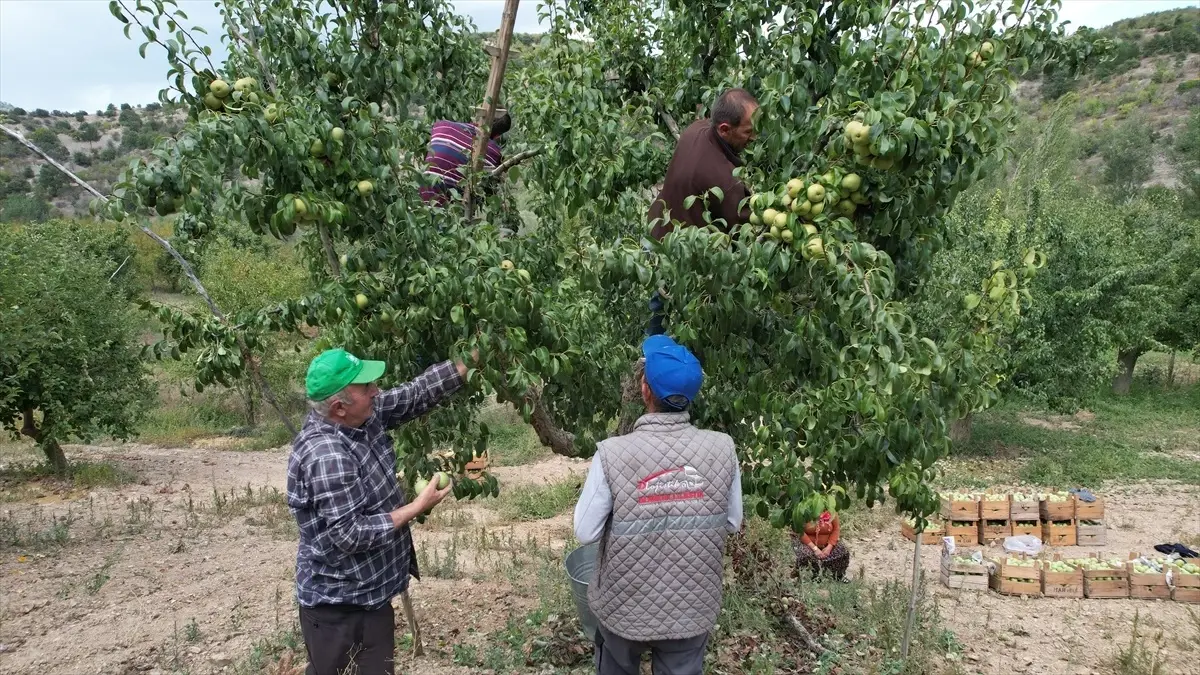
[
  {"left": 645, "top": 88, "right": 759, "bottom": 335},
  {"left": 648, "top": 88, "right": 759, "bottom": 240}
]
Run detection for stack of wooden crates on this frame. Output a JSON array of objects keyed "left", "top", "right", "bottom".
[
  {"left": 1009, "top": 493, "right": 1040, "bottom": 538},
  {"left": 1075, "top": 495, "right": 1106, "bottom": 546},
  {"left": 978, "top": 494, "right": 1011, "bottom": 544},
  {"left": 1040, "top": 494, "right": 1077, "bottom": 546},
  {"left": 941, "top": 495, "right": 980, "bottom": 545}
]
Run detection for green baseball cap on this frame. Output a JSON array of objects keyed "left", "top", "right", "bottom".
[{"left": 305, "top": 348, "right": 387, "bottom": 400}]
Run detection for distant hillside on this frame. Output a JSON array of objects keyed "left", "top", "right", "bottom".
[
  {"left": 1018, "top": 8, "right": 1200, "bottom": 190},
  {"left": 0, "top": 104, "right": 185, "bottom": 221}
]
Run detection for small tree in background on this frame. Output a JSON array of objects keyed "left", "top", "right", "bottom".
[
  {"left": 0, "top": 224, "right": 153, "bottom": 472},
  {"left": 1100, "top": 119, "right": 1156, "bottom": 200}
]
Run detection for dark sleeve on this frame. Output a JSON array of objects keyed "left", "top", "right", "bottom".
[{"left": 375, "top": 360, "right": 465, "bottom": 430}]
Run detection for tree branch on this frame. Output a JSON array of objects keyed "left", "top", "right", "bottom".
[
  {"left": 1, "top": 123, "right": 298, "bottom": 437},
  {"left": 225, "top": 11, "right": 278, "bottom": 96},
  {"left": 784, "top": 613, "right": 828, "bottom": 655},
  {"left": 489, "top": 148, "right": 543, "bottom": 178},
  {"left": 317, "top": 223, "right": 342, "bottom": 277},
  {"left": 117, "top": 0, "right": 213, "bottom": 76},
  {"left": 660, "top": 111, "right": 681, "bottom": 141}
]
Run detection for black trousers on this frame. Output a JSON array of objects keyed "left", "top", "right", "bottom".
[
  {"left": 298, "top": 603, "right": 395, "bottom": 675},
  {"left": 594, "top": 623, "right": 709, "bottom": 675}
]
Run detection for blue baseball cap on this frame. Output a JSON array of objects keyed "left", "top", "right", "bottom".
[{"left": 642, "top": 335, "right": 702, "bottom": 408}]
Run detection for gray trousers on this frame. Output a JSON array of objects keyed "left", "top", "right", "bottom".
[{"left": 594, "top": 623, "right": 709, "bottom": 675}]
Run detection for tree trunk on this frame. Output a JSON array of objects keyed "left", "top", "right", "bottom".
[
  {"left": 1167, "top": 351, "right": 1176, "bottom": 387},
  {"left": 949, "top": 414, "right": 973, "bottom": 446},
  {"left": 1112, "top": 349, "right": 1141, "bottom": 395},
  {"left": 21, "top": 408, "right": 68, "bottom": 474},
  {"left": 245, "top": 381, "right": 259, "bottom": 427},
  {"left": 525, "top": 388, "right": 577, "bottom": 457},
  {"left": 40, "top": 438, "right": 69, "bottom": 475}
]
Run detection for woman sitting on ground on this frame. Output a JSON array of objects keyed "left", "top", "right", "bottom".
[{"left": 792, "top": 510, "right": 851, "bottom": 581}]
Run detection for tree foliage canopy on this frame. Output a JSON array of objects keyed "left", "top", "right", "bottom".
[{"left": 104, "top": 0, "right": 1103, "bottom": 525}]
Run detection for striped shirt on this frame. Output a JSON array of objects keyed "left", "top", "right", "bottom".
[
  {"left": 419, "top": 120, "right": 503, "bottom": 204},
  {"left": 286, "top": 360, "right": 464, "bottom": 608}
]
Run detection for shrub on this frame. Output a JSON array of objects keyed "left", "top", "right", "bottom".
[
  {"left": 72, "top": 151, "right": 93, "bottom": 167},
  {"left": 199, "top": 241, "right": 314, "bottom": 420},
  {"left": 0, "top": 195, "right": 51, "bottom": 223},
  {"left": 35, "top": 164, "right": 69, "bottom": 199},
  {"left": 1100, "top": 118, "right": 1155, "bottom": 198},
  {"left": 0, "top": 172, "right": 29, "bottom": 199},
  {"left": 10, "top": 107, "right": 26, "bottom": 116},
  {"left": 31, "top": 108, "right": 49, "bottom": 118},
  {"left": 28, "top": 127, "right": 68, "bottom": 161},
  {"left": 1178, "top": 79, "right": 1200, "bottom": 93},
  {"left": 118, "top": 108, "right": 143, "bottom": 130},
  {"left": 1079, "top": 97, "right": 1107, "bottom": 117},
  {"left": 74, "top": 122, "right": 101, "bottom": 142}
]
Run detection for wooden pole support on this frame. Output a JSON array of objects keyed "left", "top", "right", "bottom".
[{"left": 399, "top": 589, "right": 423, "bottom": 656}]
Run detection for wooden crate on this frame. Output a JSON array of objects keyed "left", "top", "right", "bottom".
[
  {"left": 1009, "top": 496, "right": 1040, "bottom": 522},
  {"left": 1174, "top": 587, "right": 1200, "bottom": 603},
  {"left": 1128, "top": 555, "right": 1171, "bottom": 600},
  {"left": 980, "top": 495, "right": 1010, "bottom": 520},
  {"left": 1011, "top": 520, "right": 1040, "bottom": 538},
  {"left": 940, "top": 551, "right": 988, "bottom": 591},
  {"left": 1076, "top": 520, "right": 1107, "bottom": 546},
  {"left": 978, "top": 519, "right": 1012, "bottom": 544},
  {"left": 945, "top": 521, "right": 979, "bottom": 546},
  {"left": 1073, "top": 496, "right": 1104, "bottom": 521},
  {"left": 1073, "top": 554, "right": 1129, "bottom": 598},
  {"left": 1042, "top": 556, "right": 1084, "bottom": 598},
  {"left": 941, "top": 497, "right": 980, "bottom": 522},
  {"left": 989, "top": 556, "right": 1042, "bottom": 596},
  {"left": 1129, "top": 570, "right": 1170, "bottom": 599},
  {"left": 901, "top": 520, "right": 945, "bottom": 544},
  {"left": 1040, "top": 495, "right": 1075, "bottom": 521},
  {"left": 1173, "top": 561, "right": 1200, "bottom": 603},
  {"left": 1170, "top": 559, "right": 1200, "bottom": 600},
  {"left": 1042, "top": 519, "right": 1077, "bottom": 547}
]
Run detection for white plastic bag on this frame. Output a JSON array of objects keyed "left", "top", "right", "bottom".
[{"left": 1003, "top": 534, "right": 1043, "bottom": 556}]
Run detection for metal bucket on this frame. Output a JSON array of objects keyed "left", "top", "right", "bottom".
[{"left": 564, "top": 542, "right": 600, "bottom": 640}]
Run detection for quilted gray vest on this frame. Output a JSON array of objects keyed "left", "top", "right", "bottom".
[{"left": 587, "top": 412, "right": 737, "bottom": 641}]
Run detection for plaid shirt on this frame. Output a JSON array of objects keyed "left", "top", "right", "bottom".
[{"left": 286, "top": 360, "right": 464, "bottom": 608}]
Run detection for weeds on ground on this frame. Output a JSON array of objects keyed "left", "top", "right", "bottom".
[
  {"left": 477, "top": 402, "right": 551, "bottom": 466},
  {"left": 0, "top": 458, "right": 135, "bottom": 502},
  {"left": 1109, "top": 610, "right": 1167, "bottom": 675},
  {"left": 710, "top": 518, "right": 961, "bottom": 675},
  {"left": 955, "top": 374, "right": 1200, "bottom": 487},
  {"left": 85, "top": 545, "right": 124, "bottom": 594},
  {"left": 498, "top": 476, "right": 582, "bottom": 521}
]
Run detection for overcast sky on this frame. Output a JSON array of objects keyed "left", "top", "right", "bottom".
[{"left": 1, "top": 0, "right": 1196, "bottom": 112}]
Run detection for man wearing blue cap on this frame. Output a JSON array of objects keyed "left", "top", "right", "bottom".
[
  {"left": 574, "top": 335, "right": 742, "bottom": 675},
  {"left": 287, "top": 348, "right": 471, "bottom": 675}
]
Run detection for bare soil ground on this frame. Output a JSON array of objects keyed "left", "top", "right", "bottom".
[
  {"left": 851, "top": 482, "right": 1200, "bottom": 675},
  {"left": 1, "top": 442, "right": 1198, "bottom": 675}
]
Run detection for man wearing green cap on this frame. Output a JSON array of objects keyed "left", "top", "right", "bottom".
[{"left": 287, "top": 347, "right": 471, "bottom": 675}]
